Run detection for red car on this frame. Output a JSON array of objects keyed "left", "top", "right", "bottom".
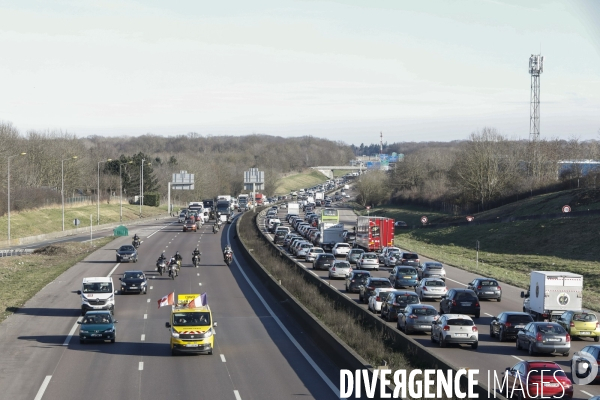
[{"left": 503, "top": 361, "right": 573, "bottom": 399}]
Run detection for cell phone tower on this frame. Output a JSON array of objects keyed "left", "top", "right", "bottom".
[{"left": 529, "top": 54, "right": 544, "bottom": 141}]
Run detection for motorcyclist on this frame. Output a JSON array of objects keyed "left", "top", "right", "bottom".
[
  {"left": 133, "top": 233, "right": 140, "bottom": 242},
  {"left": 174, "top": 251, "right": 182, "bottom": 268},
  {"left": 168, "top": 256, "right": 177, "bottom": 276},
  {"left": 158, "top": 252, "right": 166, "bottom": 262},
  {"left": 213, "top": 222, "right": 219, "bottom": 232},
  {"left": 223, "top": 244, "right": 233, "bottom": 263},
  {"left": 192, "top": 247, "right": 201, "bottom": 263}
]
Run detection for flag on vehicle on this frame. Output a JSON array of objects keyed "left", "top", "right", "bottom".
[
  {"left": 157, "top": 292, "right": 174, "bottom": 308},
  {"left": 187, "top": 292, "right": 207, "bottom": 308}
]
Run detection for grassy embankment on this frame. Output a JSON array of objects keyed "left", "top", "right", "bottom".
[
  {"left": 0, "top": 237, "right": 115, "bottom": 322},
  {"left": 359, "top": 188, "right": 600, "bottom": 311},
  {"left": 274, "top": 170, "right": 329, "bottom": 195},
  {"left": 0, "top": 203, "right": 168, "bottom": 241}
]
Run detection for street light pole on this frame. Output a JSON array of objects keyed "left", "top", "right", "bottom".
[
  {"left": 120, "top": 161, "right": 133, "bottom": 223},
  {"left": 140, "top": 159, "right": 145, "bottom": 217},
  {"left": 97, "top": 159, "right": 112, "bottom": 225},
  {"left": 7, "top": 152, "right": 26, "bottom": 244},
  {"left": 61, "top": 156, "right": 78, "bottom": 231}
]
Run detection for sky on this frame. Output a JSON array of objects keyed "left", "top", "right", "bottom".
[{"left": 0, "top": 0, "right": 599, "bottom": 145}]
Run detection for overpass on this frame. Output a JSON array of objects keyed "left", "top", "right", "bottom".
[{"left": 310, "top": 165, "right": 363, "bottom": 179}]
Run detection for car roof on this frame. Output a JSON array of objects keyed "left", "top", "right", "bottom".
[
  {"left": 390, "top": 290, "right": 418, "bottom": 295},
  {"left": 369, "top": 277, "right": 390, "bottom": 281},
  {"left": 443, "top": 314, "right": 474, "bottom": 320},
  {"left": 123, "top": 270, "right": 144, "bottom": 274},
  {"left": 84, "top": 310, "right": 112, "bottom": 315},
  {"left": 524, "top": 361, "right": 562, "bottom": 369}
]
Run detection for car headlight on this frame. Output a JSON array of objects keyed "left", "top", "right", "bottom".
[
  {"left": 80, "top": 329, "right": 89, "bottom": 333},
  {"left": 199, "top": 329, "right": 214, "bottom": 338},
  {"left": 121, "top": 282, "right": 126, "bottom": 286},
  {"left": 104, "top": 328, "right": 115, "bottom": 333},
  {"left": 171, "top": 330, "right": 180, "bottom": 338},
  {"left": 141, "top": 281, "right": 147, "bottom": 286}
]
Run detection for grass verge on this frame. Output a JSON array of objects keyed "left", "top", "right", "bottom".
[
  {"left": 275, "top": 170, "right": 329, "bottom": 195},
  {"left": 0, "top": 236, "right": 115, "bottom": 322}
]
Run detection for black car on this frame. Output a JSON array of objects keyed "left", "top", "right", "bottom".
[
  {"left": 489, "top": 312, "right": 533, "bottom": 341},
  {"left": 313, "top": 253, "right": 336, "bottom": 270},
  {"left": 467, "top": 277, "right": 502, "bottom": 301},
  {"left": 116, "top": 245, "right": 138, "bottom": 263},
  {"left": 359, "top": 277, "right": 393, "bottom": 303},
  {"left": 345, "top": 270, "right": 371, "bottom": 293},
  {"left": 119, "top": 270, "right": 147, "bottom": 294},
  {"left": 439, "top": 288, "right": 480, "bottom": 318},
  {"left": 381, "top": 291, "right": 420, "bottom": 322}
]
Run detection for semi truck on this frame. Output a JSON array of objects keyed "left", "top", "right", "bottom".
[
  {"left": 255, "top": 193, "right": 264, "bottom": 206},
  {"left": 355, "top": 216, "right": 395, "bottom": 253},
  {"left": 521, "top": 271, "right": 583, "bottom": 321},
  {"left": 238, "top": 194, "right": 249, "bottom": 210},
  {"left": 287, "top": 202, "right": 300, "bottom": 216},
  {"left": 316, "top": 222, "right": 345, "bottom": 252}
]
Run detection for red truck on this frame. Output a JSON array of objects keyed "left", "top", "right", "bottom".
[
  {"left": 255, "top": 193, "right": 264, "bottom": 206},
  {"left": 355, "top": 216, "right": 394, "bottom": 253}
]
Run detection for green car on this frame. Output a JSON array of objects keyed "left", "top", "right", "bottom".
[{"left": 78, "top": 310, "right": 118, "bottom": 344}]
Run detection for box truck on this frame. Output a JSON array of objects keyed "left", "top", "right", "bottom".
[{"left": 521, "top": 271, "right": 583, "bottom": 321}]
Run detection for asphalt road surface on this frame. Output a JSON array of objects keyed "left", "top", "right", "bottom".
[
  {"left": 0, "top": 215, "right": 345, "bottom": 400},
  {"left": 266, "top": 202, "right": 600, "bottom": 400}
]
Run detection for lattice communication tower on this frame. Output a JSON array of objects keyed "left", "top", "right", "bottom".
[{"left": 529, "top": 54, "right": 544, "bottom": 141}]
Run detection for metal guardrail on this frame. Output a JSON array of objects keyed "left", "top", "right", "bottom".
[{"left": 0, "top": 249, "right": 35, "bottom": 257}]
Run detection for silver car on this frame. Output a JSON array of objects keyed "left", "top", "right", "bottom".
[
  {"left": 418, "top": 262, "right": 447, "bottom": 280},
  {"left": 516, "top": 322, "right": 570, "bottom": 356},
  {"left": 305, "top": 247, "right": 324, "bottom": 262},
  {"left": 431, "top": 314, "right": 479, "bottom": 349},
  {"left": 415, "top": 278, "right": 448, "bottom": 301},
  {"left": 328, "top": 260, "right": 353, "bottom": 280},
  {"left": 367, "top": 288, "right": 396, "bottom": 314},
  {"left": 357, "top": 252, "right": 380, "bottom": 271},
  {"left": 397, "top": 304, "right": 439, "bottom": 334}
]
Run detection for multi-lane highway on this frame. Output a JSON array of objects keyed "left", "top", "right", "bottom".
[
  {"left": 0, "top": 216, "right": 343, "bottom": 400},
  {"left": 265, "top": 203, "right": 600, "bottom": 400}
]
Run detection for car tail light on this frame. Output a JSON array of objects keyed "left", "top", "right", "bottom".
[
  {"left": 331, "top": 267, "right": 336, "bottom": 271},
  {"left": 351, "top": 280, "right": 355, "bottom": 283},
  {"left": 536, "top": 332, "right": 543, "bottom": 342},
  {"left": 570, "top": 321, "right": 575, "bottom": 327},
  {"left": 423, "top": 287, "right": 428, "bottom": 291},
  {"left": 472, "top": 326, "right": 478, "bottom": 332},
  {"left": 409, "top": 315, "right": 418, "bottom": 319},
  {"left": 475, "top": 302, "right": 480, "bottom": 307},
  {"left": 443, "top": 325, "right": 450, "bottom": 331},
  {"left": 415, "top": 259, "right": 420, "bottom": 263},
  {"left": 497, "top": 286, "right": 501, "bottom": 290},
  {"left": 375, "top": 296, "right": 380, "bottom": 301},
  {"left": 477, "top": 285, "right": 482, "bottom": 290},
  {"left": 452, "top": 300, "right": 457, "bottom": 306},
  {"left": 566, "top": 333, "right": 571, "bottom": 342},
  {"left": 368, "top": 286, "right": 374, "bottom": 291},
  {"left": 505, "top": 322, "right": 512, "bottom": 328}
]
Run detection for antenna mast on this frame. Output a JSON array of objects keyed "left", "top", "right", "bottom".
[{"left": 529, "top": 54, "right": 544, "bottom": 141}]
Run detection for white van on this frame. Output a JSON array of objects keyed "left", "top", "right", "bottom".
[{"left": 77, "top": 277, "right": 116, "bottom": 316}]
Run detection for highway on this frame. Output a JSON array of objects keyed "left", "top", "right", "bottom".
[
  {"left": 0, "top": 216, "right": 342, "bottom": 400},
  {"left": 266, "top": 200, "right": 600, "bottom": 400}
]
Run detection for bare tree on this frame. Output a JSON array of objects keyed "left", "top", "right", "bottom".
[{"left": 355, "top": 170, "right": 389, "bottom": 207}]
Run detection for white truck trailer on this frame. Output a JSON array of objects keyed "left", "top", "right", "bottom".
[
  {"left": 317, "top": 222, "right": 345, "bottom": 252},
  {"left": 521, "top": 271, "right": 583, "bottom": 321}
]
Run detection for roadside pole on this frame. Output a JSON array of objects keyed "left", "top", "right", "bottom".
[{"left": 90, "top": 214, "right": 93, "bottom": 246}]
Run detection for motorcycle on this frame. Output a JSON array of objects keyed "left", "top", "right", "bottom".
[
  {"left": 156, "top": 259, "right": 166, "bottom": 276},
  {"left": 192, "top": 254, "right": 201, "bottom": 268},
  {"left": 168, "top": 262, "right": 178, "bottom": 280},
  {"left": 224, "top": 252, "right": 232, "bottom": 266},
  {"left": 213, "top": 224, "right": 219, "bottom": 234},
  {"left": 132, "top": 239, "right": 140, "bottom": 249}
]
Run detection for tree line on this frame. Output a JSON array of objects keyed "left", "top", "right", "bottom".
[{"left": 0, "top": 122, "right": 354, "bottom": 216}]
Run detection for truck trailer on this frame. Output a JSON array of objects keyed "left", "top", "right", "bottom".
[
  {"left": 521, "top": 271, "right": 583, "bottom": 321},
  {"left": 355, "top": 216, "right": 394, "bottom": 253}
]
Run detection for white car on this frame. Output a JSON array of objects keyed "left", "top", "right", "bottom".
[
  {"left": 383, "top": 251, "right": 402, "bottom": 267},
  {"left": 368, "top": 288, "right": 396, "bottom": 313},
  {"left": 431, "top": 314, "right": 478, "bottom": 349},
  {"left": 305, "top": 247, "right": 324, "bottom": 262},
  {"left": 328, "top": 260, "right": 353, "bottom": 280},
  {"left": 356, "top": 252, "right": 380, "bottom": 271},
  {"left": 332, "top": 243, "right": 351, "bottom": 257},
  {"left": 296, "top": 243, "right": 313, "bottom": 259},
  {"left": 415, "top": 278, "right": 448, "bottom": 301},
  {"left": 379, "top": 246, "right": 401, "bottom": 264}
]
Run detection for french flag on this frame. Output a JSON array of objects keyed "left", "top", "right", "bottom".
[
  {"left": 188, "top": 292, "right": 207, "bottom": 308},
  {"left": 157, "top": 292, "right": 174, "bottom": 309}
]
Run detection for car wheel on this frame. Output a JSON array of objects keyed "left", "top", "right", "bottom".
[
  {"left": 528, "top": 343, "right": 535, "bottom": 356},
  {"left": 489, "top": 326, "right": 495, "bottom": 338},
  {"left": 111, "top": 338, "right": 115, "bottom": 343},
  {"left": 80, "top": 338, "right": 85, "bottom": 344},
  {"left": 471, "top": 342, "right": 478, "bottom": 350},
  {"left": 563, "top": 352, "right": 569, "bottom": 357},
  {"left": 474, "top": 313, "right": 480, "bottom": 319},
  {"left": 516, "top": 338, "right": 521, "bottom": 350},
  {"left": 439, "top": 306, "right": 444, "bottom": 315},
  {"left": 439, "top": 335, "right": 446, "bottom": 348},
  {"left": 499, "top": 329, "right": 506, "bottom": 342},
  {"left": 431, "top": 332, "right": 436, "bottom": 343},
  {"left": 595, "top": 336, "right": 600, "bottom": 342},
  {"left": 405, "top": 326, "right": 412, "bottom": 335},
  {"left": 143, "top": 287, "right": 147, "bottom": 294},
  {"left": 116, "top": 257, "right": 120, "bottom": 262},
  {"left": 497, "top": 297, "right": 501, "bottom": 302}
]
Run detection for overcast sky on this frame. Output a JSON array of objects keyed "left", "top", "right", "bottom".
[{"left": 1, "top": 0, "right": 599, "bottom": 145}]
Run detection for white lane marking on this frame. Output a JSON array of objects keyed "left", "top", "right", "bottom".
[
  {"left": 107, "top": 263, "right": 120, "bottom": 277},
  {"left": 234, "top": 390, "right": 242, "bottom": 400},
  {"left": 199, "top": 282, "right": 202, "bottom": 286},
  {"left": 512, "top": 355, "right": 525, "bottom": 362},
  {"left": 63, "top": 316, "right": 83, "bottom": 346},
  {"left": 485, "top": 313, "right": 493, "bottom": 317},
  {"left": 220, "top": 354, "right": 226, "bottom": 362},
  {"left": 141, "top": 334, "right": 145, "bottom": 341},
  {"left": 144, "top": 314, "right": 147, "bottom": 319},
  {"left": 581, "top": 390, "right": 593, "bottom": 397},
  {"left": 34, "top": 375, "right": 52, "bottom": 400},
  {"left": 197, "top": 273, "right": 200, "bottom": 276},
  {"left": 139, "top": 362, "right": 144, "bottom": 370},
  {"left": 227, "top": 227, "right": 339, "bottom": 397},
  {"left": 147, "top": 299, "right": 150, "bottom": 303},
  {"left": 150, "top": 286, "right": 153, "bottom": 290},
  {"left": 444, "top": 277, "right": 467, "bottom": 286}
]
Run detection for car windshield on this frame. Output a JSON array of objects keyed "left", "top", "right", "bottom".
[
  {"left": 413, "top": 307, "right": 438, "bottom": 316},
  {"left": 507, "top": 315, "right": 533, "bottom": 323},
  {"left": 172, "top": 312, "right": 211, "bottom": 326},
  {"left": 123, "top": 272, "right": 143, "bottom": 279},
  {"left": 82, "top": 314, "right": 112, "bottom": 324},
  {"left": 573, "top": 313, "right": 597, "bottom": 322},
  {"left": 83, "top": 282, "right": 113, "bottom": 294},
  {"left": 353, "top": 273, "right": 369, "bottom": 280},
  {"left": 425, "top": 280, "right": 445, "bottom": 287},
  {"left": 528, "top": 368, "right": 566, "bottom": 377},
  {"left": 389, "top": 251, "right": 400, "bottom": 257},
  {"left": 536, "top": 324, "right": 565, "bottom": 334},
  {"left": 447, "top": 319, "right": 474, "bottom": 326},
  {"left": 426, "top": 264, "right": 443, "bottom": 269},
  {"left": 379, "top": 292, "right": 393, "bottom": 301},
  {"left": 403, "top": 253, "right": 418, "bottom": 259},
  {"left": 455, "top": 292, "right": 477, "bottom": 301},
  {"left": 398, "top": 268, "right": 416, "bottom": 275},
  {"left": 364, "top": 254, "right": 377, "bottom": 259},
  {"left": 335, "top": 262, "right": 351, "bottom": 268},
  {"left": 480, "top": 280, "right": 498, "bottom": 286},
  {"left": 120, "top": 246, "right": 135, "bottom": 252},
  {"left": 371, "top": 280, "right": 392, "bottom": 287},
  {"left": 394, "top": 294, "right": 419, "bottom": 305}
]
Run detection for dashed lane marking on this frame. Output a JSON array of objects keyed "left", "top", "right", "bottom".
[
  {"left": 220, "top": 354, "right": 226, "bottom": 362},
  {"left": 144, "top": 314, "right": 147, "bottom": 319},
  {"left": 512, "top": 356, "right": 524, "bottom": 362},
  {"left": 34, "top": 376, "right": 52, "bottom": 400},
  {"left": 234, "top": 390, "right": 242, "bottom": 400},
  {"left": 139, "top": 362, "right": 144, "bottom": 371},
  {"left": 444, "top": 277, "right": 468, "bottom": 286},
  {"left": 108, "top": 263, "right": 120, "bottom": 277},
  {"left": 485, "top": 313, "right": 493, "bottom": 317},
  {"left": 141, "top": 334, "right": 145, "bottom": 341},
  {"left": 63, "top": 317, "right": 83, "bottom": 346}
]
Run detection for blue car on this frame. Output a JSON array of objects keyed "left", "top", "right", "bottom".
[{"left": 389, "top": 266, "right": 419, "bottom": 289}]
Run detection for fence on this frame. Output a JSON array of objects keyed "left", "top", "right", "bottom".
[{"left": 0, "top": 249, "right": 35, "bottom": 258}]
